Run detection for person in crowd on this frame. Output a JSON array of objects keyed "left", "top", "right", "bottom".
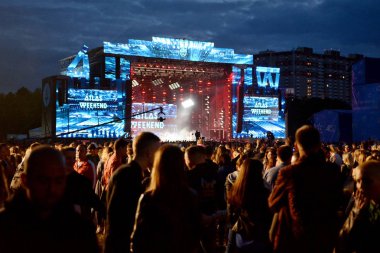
[
  {"left": 130, "top": 144, "right": 201, "bottom": 253},
  {"left": 335, "top": 160, "right": 380, "bottom": 253},
  {"left": 352, "top": 148, "right": 361, "bottom": 168},
  {"left": 290, "top": 149, "right": 299, "bottom": 164},
  {"left": 214, "top": 150, "right": 234, "bottom": 249},
  {"left": 226, "top": 158, "right": 272, "bottom": 253},
  {"left": 87, "top": 143, "right": 100, "bottom": 169},
  {"left": 126, "top": 142, "right": 133, "bottom": 164},
  {"left": 95, "top": 146, "right": 113, "bottom": 234},
  {"left": 330, "top": 145, "right": 343, "bottom": 167},
  {"left": 0, "top": 161, "right": 9, "bottom": 209},
  {"left": 341, "top": 146, "right": 355, "bottom": 202},
  {"left": 254, "top": 145, "right": 267, "bottom": 162},
  {"left": 225, "top": 154, "right": 248, "bottom": 204},
  {"left": 104, "top": 132, "right": 161, "bottom": 253},
  {"left": 9, "top": 146, "right": 22, "bottom": 171},
  {"left": 225, "top": 154, "right": 248, "bottom": 246},
  {"left": 243, "top": 142, "right": 254, "bottom": 158},
  {"left": 74, "top": 144, "right": 96, "bottom": 189},
  {"left": 216, "top": 152, "right": 234, "bottom": 210},
  {"left": 61, "top": 147, "right": 105, "bottom": 223},
  {"left": 366, "top": 149, "right": 380, "bottom": 161},
  {"left": 263, "top": 147, "right": 277, "bottom": 171},
  {"left": 0, "top": 145, "right": 99, "bottom": 253},
  {"left": 263, "top": 145, "right": 293, "bottom": 191},
  {"left": 102, "top": 138, "right": 128, "bottom": 190},
  {"left": 268, "top": 125, "right": 342, "bottom": 253},
  {"left": 0, "top": 143, "right": 13, "bottom": 186},
  {"left": 10, "top": 142, "right": 40, "bottom": 192},
  {"left": 185, "top": 145, "right": 219, "bottom": 253}
]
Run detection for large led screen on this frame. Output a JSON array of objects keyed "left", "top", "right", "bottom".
[
  {"left": 233, "top": 96, "right": 285, "bottom": 138},
  {"left": 131, "top": 103, "right": 178, "bottom": 140},
  {"left": 56, "top": 88, "right": 126, "bottom": 138}
]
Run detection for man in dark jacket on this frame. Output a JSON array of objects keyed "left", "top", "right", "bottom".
[
  {"left": 185, "top": 145, "right": 219, "bottom": 252},
  {"left": 0, "top": 145, "right": 99, "bottom": 253},
  {"left": 268, "top": 125, "right": 342, "bottom": 253},
  {"left": 104, "top": 132, "right": 160, "bottom": 253}
]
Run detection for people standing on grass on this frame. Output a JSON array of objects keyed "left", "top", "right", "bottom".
[
  {"left": 268, "top": 125, "right": 342, "bottom": 253},
  {"left": 104, "top": 132, "right": 160, "bottom": 253},
  {"left": 131, "top": 144, "right": 201, "bottom": 253}
]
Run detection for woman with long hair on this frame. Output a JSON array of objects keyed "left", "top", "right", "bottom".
[
  {"left": 263, "top": 148, "right": 277, "bottom": 171},
  {"left": 226, "top": 159, "right": 272, "bottom": 253},
  {"left": 131, "top": 144, "right": 201, "bottom": 253}
]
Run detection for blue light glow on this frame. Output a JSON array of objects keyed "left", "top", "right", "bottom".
[
  {"left": 104, "top": 37, "right": 253, "bottom": 65},
  {"left": 256, "top": 66, "right": 280, "bottom": 89},
  {"left": 244, "top": 67, "right": 253, "bottom": 86},
  {"left": 105, "top": 57, "right": 116, "bottom": 80},
  {"left": 56, "top": 88, "right": 126, "bottom": 138},
  {"left": 66, "top": 45, "right": 90, "bottom": 79},
  {"left": 120, "top": 58, "right": 131, "bottom": 80}
]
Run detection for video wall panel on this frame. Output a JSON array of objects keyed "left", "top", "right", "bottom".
[
  {"left": 131, "top": 102, "right": 178, "bottom": 140},
  {"left": 233, "top": 96, "right": 285, "bottom": 138},
  {"left": 56, "top": 88, "right": 126, "bottom": 138}
]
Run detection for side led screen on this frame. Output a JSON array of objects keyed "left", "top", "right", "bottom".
[
  {"left": 131, "top": 103, "right": 177, "bottom": 140},
  {"left": 256, "top": 66, "right": 280, "bottom": 89},
  {"left": 56, "top": 88, "right": 126, "bottom": 138},
  {"left": 233, "top": 96, "right": 285, "bottom": 138},
  {"left": 105, "top": 57, "right": 116, "bottom": 80}
]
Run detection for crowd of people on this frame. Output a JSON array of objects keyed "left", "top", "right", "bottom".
[{"left": 0, "top": 125, "right": 379, "bottom": 253}]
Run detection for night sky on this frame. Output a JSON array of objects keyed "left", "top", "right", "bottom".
[{"left": 0, "top": 0, "right": 379, "bottom": 93}]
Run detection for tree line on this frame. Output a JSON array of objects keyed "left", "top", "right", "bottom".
[{"left": 0, "top": 87, "right": 42, "bottom": 141}]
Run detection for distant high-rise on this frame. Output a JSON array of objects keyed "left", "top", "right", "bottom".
[{"left": 254, "top": 47, "right": 362, "bottom": 102}]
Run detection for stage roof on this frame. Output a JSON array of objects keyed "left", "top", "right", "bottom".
[{"left": 104, "top": 37, "right": 253, "bottom": 65}]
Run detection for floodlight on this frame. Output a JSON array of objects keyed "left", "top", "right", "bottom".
[{"left": 182, "top": 99, "right": 195, "bottom": 108}]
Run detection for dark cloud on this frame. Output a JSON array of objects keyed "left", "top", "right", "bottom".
[{"left": 0, "top": 0, "right": 379, "bottom": 92}]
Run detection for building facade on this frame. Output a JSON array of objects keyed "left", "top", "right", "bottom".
[{"left": 254, "top": 47, "right": 362, "bottom": 102}]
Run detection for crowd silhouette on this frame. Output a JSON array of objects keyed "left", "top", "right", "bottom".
[{"left": 0, "top": 125, "right": 379, "bottom": 253}]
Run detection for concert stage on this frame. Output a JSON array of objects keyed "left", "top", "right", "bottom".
[{"left": 42, "top": 37, "right": 285, "bottom": 141}]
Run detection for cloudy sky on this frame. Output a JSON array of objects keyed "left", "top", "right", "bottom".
[{"left": 0, "top": 0, "right": 379, "bottom": 93}]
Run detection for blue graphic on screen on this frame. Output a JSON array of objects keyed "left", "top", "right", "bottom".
[
  {"left": 131, "top": 103, "right": 178, "bottom": 140},
  {"left": 56, "top": 88, "right": 125, "bottom": 138},
  {"left": 120, "top": 58, "right": 131, "bottom": 80},
  {"left": 105, "top": 57, "right": 116, "bottom": 80},
  {"left": 256, "top": 66, "right": 280, "bottom": 89},
  {"left": 66, "top": 45, "right": 90, "bottom": 80},
  {"left": 234, "top": 96, "right": 285, "bottom": 138},
  {"left": 104, "top": 37, "right": 253, "bottom": 65},
  {"left": 244, "top": 67, "right": 253, "bottom": 86}
]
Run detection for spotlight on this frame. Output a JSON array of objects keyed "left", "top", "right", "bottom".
[{"left": 182, "top": 99, "right": 194, "bottom": 108}]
